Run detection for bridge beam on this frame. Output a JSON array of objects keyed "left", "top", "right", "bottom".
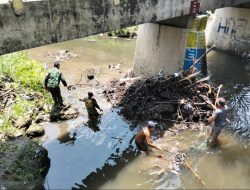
[{"left": 1, "top": 0, "right": 250, "bottom": 55}]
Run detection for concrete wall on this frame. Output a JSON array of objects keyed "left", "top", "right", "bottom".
[
  {"left": 133, "top": 23, "right": 187, "bottom": 77},
  {"left": 207, "top": 7, "right": 250, "bottom": 55},
  {"left": 1, "top": 0, "right": 250, "bottom": 55}
]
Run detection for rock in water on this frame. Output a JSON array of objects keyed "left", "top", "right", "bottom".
[
  {"left": 0, "top": 137, "right": 50, "bottom": 189},
  {"left": 50, "top": 105, "right": 79, "bottom": 122},
  {"left": 26, "top": 124, "right": 45, "bottom": 138}
]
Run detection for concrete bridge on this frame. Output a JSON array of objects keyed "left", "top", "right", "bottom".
[{"left": 1, "top": 0, "right": 250, "bottom": 56}]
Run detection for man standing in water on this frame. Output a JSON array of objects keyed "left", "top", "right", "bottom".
[
  {"left": 79, "top": 92, "right": 103, "bottom": 117},
  {"left": 135, "top": 121, "right": 162, "bottom": 154},
  {"left": 45, "top": 61, "right": 68, "bottom": 107},
  {"left": 208, "top": 97, "right": 228, "bottom": 146},
  {"left": 79, "top": 92, "right": 103, "bottom": 132}
]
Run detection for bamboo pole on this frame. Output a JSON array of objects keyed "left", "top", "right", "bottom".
[
  {"left": 215, "top": 84, "right": 223, "bottom": 106},
  {"left": 189, "top": 45, "right": 216, "bottom": 70},
  {"left": 184, "top": 161, "right": 206, "bottom": 187}
]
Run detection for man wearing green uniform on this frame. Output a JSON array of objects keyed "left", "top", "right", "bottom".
[{"left": 45, "top": 62, "right": 68, "bottom": 107}]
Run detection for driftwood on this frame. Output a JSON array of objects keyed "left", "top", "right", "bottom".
[
  {"left": 177, "top": 71, "right": 200, "bottom": 83},
  {"left": 104, "top": 68, "right": 220, "bottom": 124},
  {"left": 103, "top": 44, "right": 221, "bottom": 124},
  {"left": 189, "top": 45, "right": 216, "bottom": 70},
  {"left": 0, "top": 85, "right": 19, "bottom": 97},
  {"left": 215, "top": 84, "right": 223, "bottom": 105},
  {"left": 184, "top": 161, "right": 206, "bottom": 187}
]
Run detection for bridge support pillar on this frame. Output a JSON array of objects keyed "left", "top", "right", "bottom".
[{"left": 133, "top": 23, "right": 187, "bottom": 77}]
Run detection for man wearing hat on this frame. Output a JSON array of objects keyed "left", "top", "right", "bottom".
[
  {"left": 208, "top": 97, "right": 228, "bottom": 145},
  {"left": 135, "top": 121, "right": 162, "bottom": 153},
  {"left": 45, "top": 61, "right": 68, "bottom": 107}
]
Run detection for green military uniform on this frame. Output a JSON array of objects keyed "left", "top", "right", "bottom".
[{"left": 45, "top": 67, "right": 67, "bottom": 106}]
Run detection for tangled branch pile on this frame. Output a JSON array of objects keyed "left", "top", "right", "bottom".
[{"left": 105, "top": 69, "right": 219, "bottom": 123}]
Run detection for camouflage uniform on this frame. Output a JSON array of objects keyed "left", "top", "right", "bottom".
[{"left": 45, "top": 67, "right": 67, "bottom": 106}]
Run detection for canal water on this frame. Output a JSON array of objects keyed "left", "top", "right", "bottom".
[{"left": 27, "top": 36, "right": 250, "bottom": 189}]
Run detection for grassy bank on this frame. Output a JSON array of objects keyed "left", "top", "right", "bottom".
[{"left": 0, "top": 52, "right": 52, "bottom": 138}]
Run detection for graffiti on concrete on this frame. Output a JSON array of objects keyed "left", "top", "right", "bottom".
[{"left": 217, "top": 17, "right": 248, "bottom": 39}]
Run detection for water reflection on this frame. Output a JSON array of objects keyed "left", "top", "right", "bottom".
[
  {"left": 56, "top": 124, "right": 77, "bottom": 145},
  {"left": 83, "top": 116, "right": 101, "bottom": 132},
  {"left": 73, "top": 146, "right": 138, "bottom": 189}
]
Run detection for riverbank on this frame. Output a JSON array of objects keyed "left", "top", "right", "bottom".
[
  {"left": 0, "top": 52, "right": 52, "bottom": 140},
  {"left": 0, "top": 52, "right": 53, "bottom": 189},
  {"left": 0, "top": 50, "right": 83, "bottom": 189}
]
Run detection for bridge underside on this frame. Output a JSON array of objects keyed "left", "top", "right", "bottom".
[{"left": 1, "top": 0, "right": 250, "bottom": 55}]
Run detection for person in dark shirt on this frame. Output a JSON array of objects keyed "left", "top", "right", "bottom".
[
  {"left": 208, "top": 97, "right": 228, "bottom": 146},
  {"left": 79, "top": 92, "right": 103, "bottom": 117},
  {"left": 79, "top": 92, "right": 103, "bottom": 132}
]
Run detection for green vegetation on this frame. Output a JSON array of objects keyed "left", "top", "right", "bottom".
[
  {"left": 11, "top": 97, "right": 36, "bottom": 116},
  {"left": 107, "top": 26, "right": 138, "bottom": 38},
  {"left": 0, "top": 114, "right": 19, "bottom": 137},
  {"left": 0, "top": 52, "right": 46, "bottom": 92},
  {"left": 0, "top": 52, "right": 51, "bottom": 138}
]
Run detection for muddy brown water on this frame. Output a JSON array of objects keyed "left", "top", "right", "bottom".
[{"left": 27, "top": 36, "right": 250, "bottom": 189}]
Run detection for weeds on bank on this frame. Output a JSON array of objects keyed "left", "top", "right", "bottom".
[
  {"left": 0, "top": 114, "right": 19, "bottom": 137},
  {"left": 0, "top": 52, "right": 46, "bottom": 92},
  {"left": 0, "top": 52, "right": 52, "bottom": 138},
  {"left": 108, "top": 26, "right": 138, "bottom": 38}
]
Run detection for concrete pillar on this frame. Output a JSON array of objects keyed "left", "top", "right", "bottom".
[
  {"left": 206, "top": 7, "right": 250, "bottom": 55},
  {"left": 133, "top": 23, "right": 187, "bottom": 77}
]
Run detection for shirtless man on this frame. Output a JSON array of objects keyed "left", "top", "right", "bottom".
[{"left": 135, "top": 121, "right": 162, "bottom": 153}]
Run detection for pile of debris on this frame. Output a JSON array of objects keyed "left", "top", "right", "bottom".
[
  {"left": 47, "top": 50, "right": 78, "bottom": 62},
  {"left": 0, "top": 75, "right": 17, "bottom": 112},
  {"left": 104, "top": 68, "right": 220, "bottom": 123}
]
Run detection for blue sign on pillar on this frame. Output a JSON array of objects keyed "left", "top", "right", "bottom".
[{"left": 183, "top": 48, "right": 206, "bottom": 70}]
